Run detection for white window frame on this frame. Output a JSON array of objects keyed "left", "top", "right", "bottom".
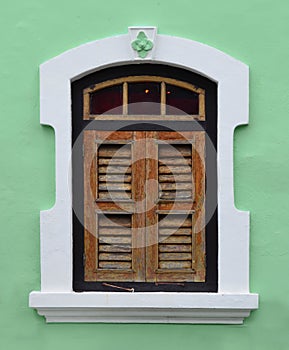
[{"left": 29, "top": 27, "right": 258, "bottom": 324}]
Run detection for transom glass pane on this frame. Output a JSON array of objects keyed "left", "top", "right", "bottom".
[
  {"left": 90, "top": 84, "right": 123, "bottom": 115},
  {"left": 166, "top": 84, "right": 199, "bottom": 115},
  {"left": 128, "top": 82, "right": 161, "bottom": 115}
]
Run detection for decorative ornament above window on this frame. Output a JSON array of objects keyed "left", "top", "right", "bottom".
[{"left": 131, "top": 31, "right": 154, "bottom": 58}]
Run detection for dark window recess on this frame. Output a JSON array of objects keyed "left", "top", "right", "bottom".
[
  {"left": 90, "top": 84, "right": 123, "bottom": 115},
  {"left": 72, "top": 63, "right": 218, "bottom": 293},
  {"left": 128, "top": 82, "right": 161, "bottom": 115},
  {"left": 166, "top": 84, "right": 199, "bottom": 115}
]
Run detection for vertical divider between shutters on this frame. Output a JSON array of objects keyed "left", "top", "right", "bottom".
[
  {"left": 145, "top": 131, "right": 159, "bottom": 282},
  {"left": 131, "top": 131, "right": 146, "bottom": 281},
  {"left": 83, "top": 130, "right": 97, "bottom": 281}
]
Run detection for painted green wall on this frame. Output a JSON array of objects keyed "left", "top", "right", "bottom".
[{"left": 1, "top": 0, "right": 289, "bottom": 349}]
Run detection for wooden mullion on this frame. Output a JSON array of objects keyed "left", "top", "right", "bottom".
[
  {"left": 161, "top": 81, "right": 166, "bottom": 115},
  {"left": 123, "top": 82, "right": 128, "bottom": 115},
  {"left": 131, "top": 131, "right": 146, "bottom": 281},
  {"left": 145, "top": 131, "right": 159, "bottom": 282},
  {"left": 199, "top": 92, "right": 205, "bottom": 121}
]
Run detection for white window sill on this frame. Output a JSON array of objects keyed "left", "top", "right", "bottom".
[{"left": 29, "top": 292, "right": 258, "bottom": 324}]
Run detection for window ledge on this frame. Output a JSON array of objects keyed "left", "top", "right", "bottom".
[{"left": 29, "top": 292, "right": 258, "bottom": 324}]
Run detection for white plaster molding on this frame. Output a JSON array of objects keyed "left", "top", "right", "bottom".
[
  {"left": 29, "top": 26, "right": 259, "bottom": 323},
  {"left": 30, "top": 292, "right": 258, "bottom": 324}
]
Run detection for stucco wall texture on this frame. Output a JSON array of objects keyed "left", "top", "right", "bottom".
[{"left": 0, "top": 0, "right": 288, "bottom": 349}]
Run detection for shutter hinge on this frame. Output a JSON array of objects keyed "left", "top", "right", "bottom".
[
  {"left": 83, "top": 253, "right": 86, "bottom": 266},
  {"left": 82, "top": 144, "right": 85, "bottom": 157}
]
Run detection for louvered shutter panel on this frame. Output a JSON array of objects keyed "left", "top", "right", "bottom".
[
  {"left": 84, "top": 131, "right": 146, "bottom": 282},
  {"left": 146, "top": 131, "right": 206, "bottom": 282}
]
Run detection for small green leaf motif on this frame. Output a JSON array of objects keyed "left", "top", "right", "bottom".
[{"left": 131, "top": 31, "right": 153, "bottom": 58}]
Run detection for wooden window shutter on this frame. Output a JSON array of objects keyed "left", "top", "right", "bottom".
[
  {"left": 84, "top": 130, "right": 205, "bottom": 283},
  {"left": 145, "top": 131, "right": 206, "bottom": 283},
  {"left": 84, "top": 130, "right": 146, "bottom": 282}
]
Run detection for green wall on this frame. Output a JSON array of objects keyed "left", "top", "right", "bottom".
[{"left": 1, "top": 0, "right": 289, "bottom": 349}]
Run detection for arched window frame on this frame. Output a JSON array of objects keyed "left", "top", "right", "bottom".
[{"left": 29, "top": 27, "right": 258, "bottom": 324}]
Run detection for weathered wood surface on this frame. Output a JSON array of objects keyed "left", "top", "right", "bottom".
[
  {"left": 99, "top": 253, "right": 132, "bottom": 261},
  {"left": 145, "top": 131, "right": 159, "bottom": 282},
  {"left": 98, "top": 227, "right": 131, "bottom": 235},
  {"left": 158, "top": 165, "right": 191, "bottom": 174},
  {"left": 158, "top": 215, "right": 192, "bottom": 227},
  {"left": 83, "top": 130, "right": 97, "bottom": 281},
  {"left": 98, "top": 215, "right": 131, "bottom": 227},
  {"left": 159, "top": 261, "right": 192, "bottom": 269},
  {"left": 160, "top": 183, "right": 192, "bottom": 191},
  {"left": 159, "top": 253, "right": 192, "bottom": 261},
  {"left": 100, "top": 236, "right": 132, "bottom": 245},
  {"left": 159, "top": 145, "right": 192, "bottom": 157},
  {"left": 84, "top": 130, "right": 205, "bottom": 283},
  {"left": 98, "top": 261, "right": 132, "bottom": 269},
  {"left": 98, "top": 183, "right": 132, "bottom": 191},
  {"left": 131, "top": 131, "right": 146, "bottom": 281},
  {"left": 99, "top": 244, "right": 132, "bottom": 252},
  {"left": 98, "top": 175, "right": 132, "bottom": 183},
  {"left": 159, "top": 190, "right": 192, "bottom": 199},
  {"left": 159, "top": 174, "right": 192, "bottom": 182},
  {"left": 98, "top": 166, "right": 131, "bottom": 174},
  {"left": 160, "top": 235, "right": 192, "bottom": 244},
  {"left": 98, "top": 158, "right": 131, "bottom": 166},
  {"left": 159, "top": 244, "right": 192, "bottom": 252},
  {"left": 159, "top": 228, "right": 192, "bottom": 236},
  {"left": 158, "top": 157, "right": 192, "bottom": 166},
  {"left": 98, "top": 191, "right": 131, "bottom": 199},
  {"left": 98, "top": 145, "right": 131, "bottom": 158}
]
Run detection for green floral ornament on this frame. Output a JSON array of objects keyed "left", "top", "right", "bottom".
[{"left": 131, "top": 31, "right": 153, "bottom": 58}]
